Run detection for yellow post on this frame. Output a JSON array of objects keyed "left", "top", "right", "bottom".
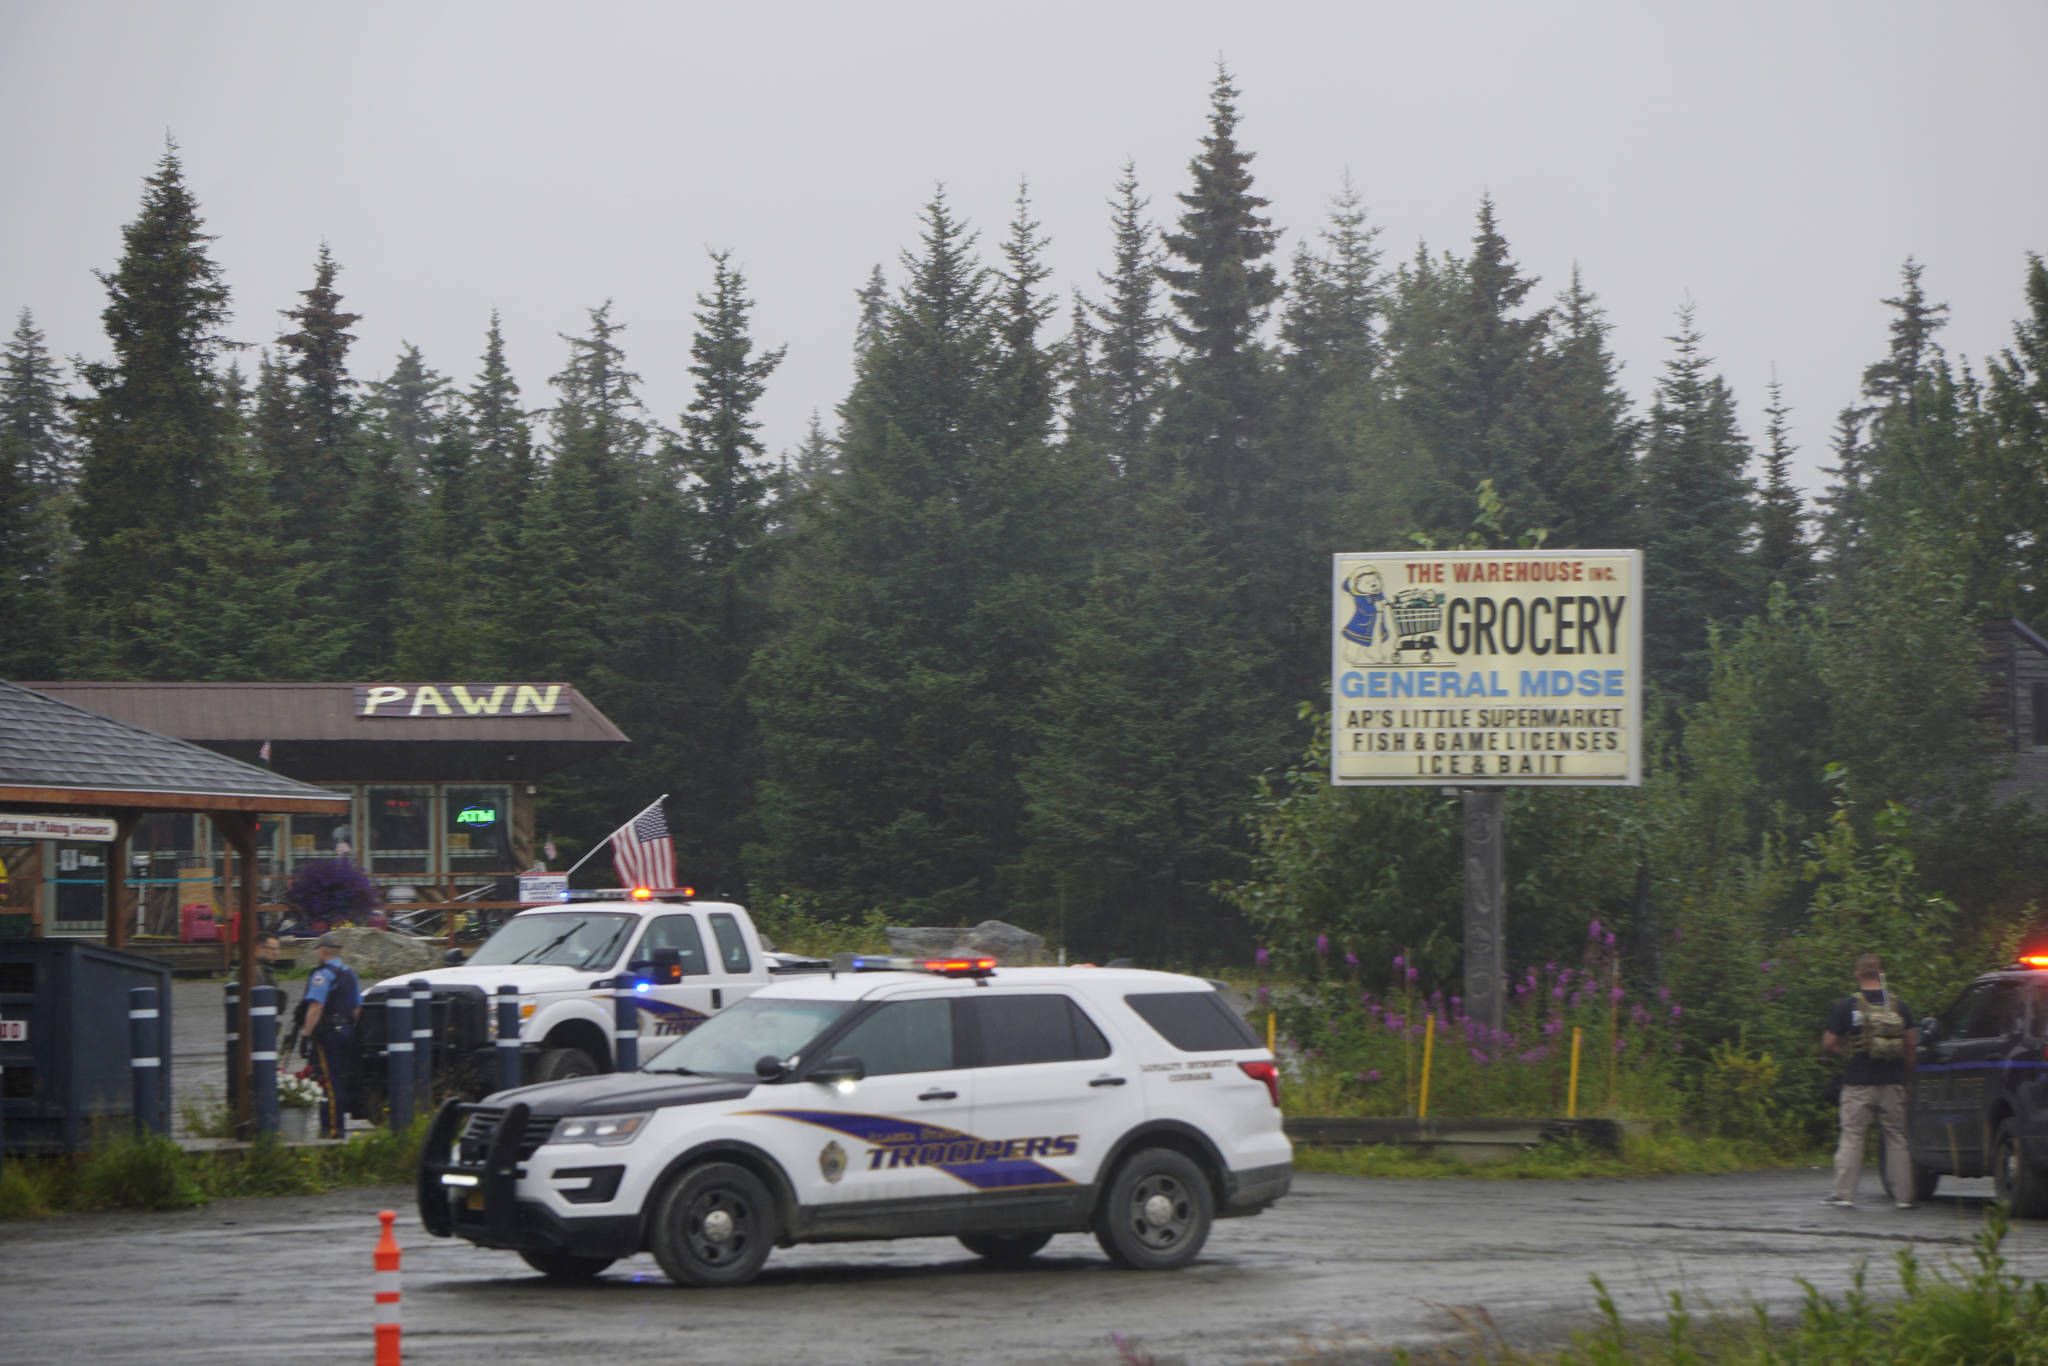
[
  {"left": 1418, "top": 1013, "right": 1437, "bottom": 1120},
  {"left": 1568, "top": 1026, "right": 1583, "bottom": 1119},
  {"left": 1267, "top": 1012, "right": 1275, "bottom": 1053}
]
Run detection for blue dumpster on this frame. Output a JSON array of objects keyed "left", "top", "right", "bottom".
[{"left": 0, "top": 940, "right": 173, "bottom": 1152}]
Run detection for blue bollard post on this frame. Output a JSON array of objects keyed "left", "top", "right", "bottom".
[
  {"left": 612, "top": 976, "right": 639, "bottom": 1073},
  {"left": 410, "top": 979, "right": 433, "bottom": 1114},
  {"left": 251, "top": 984, "right": 280, "bottom": 1139},
  {"left": 223, "top": 982, "right": 240, "bottom": 1114},
  {"left": 128, "top": 986, "right": 162, "bottom": 1137},
  {"left": 385, "top": 992, "right": 414, "bottom": 1131},
  {"left": 495, "top": 986, "right": 522, "bottom": 1093}
]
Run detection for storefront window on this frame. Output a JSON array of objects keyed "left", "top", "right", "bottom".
[
  {"left": 368, "top": 786, "right": 435, "bottom": 879},
  {"left": 289, "top": 789, "right": 360, "bottom": 873},
  {"left": 444, "top": 785, "right": 513, "bottom": 894}
]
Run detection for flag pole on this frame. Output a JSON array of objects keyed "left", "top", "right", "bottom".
[{"left": 561, "top": 794, "right": 669, "bottom": 882}]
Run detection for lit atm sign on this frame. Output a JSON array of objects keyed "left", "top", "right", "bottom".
[{"left": 354, "top": 684, "right": 570, "bottom": 718}]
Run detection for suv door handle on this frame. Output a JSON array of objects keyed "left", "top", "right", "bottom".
[
  {"left": 1089, "top": 1076, "right": 1127, "bottom": 1088},
  {"left": 918, "top": 1089, "right": 957, "bottom": 1102}
]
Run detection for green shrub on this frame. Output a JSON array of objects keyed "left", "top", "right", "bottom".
[
  {"left": 67, "top": 1131, "right": 204, "bottom": 1211},
  {"left": 0, "top": 1159, "right": 57, "bottom": 1218}
]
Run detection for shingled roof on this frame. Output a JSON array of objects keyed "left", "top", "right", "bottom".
[{"left": 0, "top": 681, "right": 349, "bottom": 813}]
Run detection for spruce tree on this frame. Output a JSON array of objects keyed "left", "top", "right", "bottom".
[
  {"left": 994, "top": 182, "right": 1057, "bottom": 446},
  {"left": 1074, "top": 162, "right": 1165, "bottom": 468},
  {"left": 1633, "top": 304, "right": 1759, "bottom": 703},
  {"left": 459, "top": 313, "right": 537, "bottom": 669},
  {"left": 270, "top": 244, "right": 364, "bottom": 560},
  {"left": 1984, "top": 253, "right": 2048, "bottom": 617},
  {"left": 363, "top": 342, "right": 452, "bottom": 488},
  {"left": 66, "top": 144, "right": 235, "bottom": 674},
  {"left": 1526, "top": 267, "right": 1636, "bottom": 547},
  {"left": 0, "top": 310, "right": 72, "bottom": 676},
  {"left": 1754, "top": 375, "right": 1815, "bottom": 599}
]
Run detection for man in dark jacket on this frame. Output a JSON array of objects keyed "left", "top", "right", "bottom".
[{"left": 1821, "top": 953, "right": 1917, "bottom": 1208}]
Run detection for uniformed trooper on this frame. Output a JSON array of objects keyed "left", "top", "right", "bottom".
[{"left": 300, "top": 934, "right": 362, "bottom": 1138}]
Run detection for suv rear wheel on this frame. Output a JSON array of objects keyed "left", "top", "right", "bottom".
[
  {"left": 1095, "top": 1148, "right": 1212, "bottom": 1270},
  {"left": 1992, "top": 1119, "right": 2048, "bottom": 1218},
  {"left": 650, "top": 1161, "right": 777, "bottom": 1286}
]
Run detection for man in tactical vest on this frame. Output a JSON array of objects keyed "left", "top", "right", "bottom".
[
  {"left": 1821, "top": 952, "right": 1917, "bottom": 1208},
  {"left": 300, "top": 934, "right": 361, "bottom": 1139}
]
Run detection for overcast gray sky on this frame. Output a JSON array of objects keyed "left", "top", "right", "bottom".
[{"left": 5, "top": 1, "right": 2043, "bottom": 499}]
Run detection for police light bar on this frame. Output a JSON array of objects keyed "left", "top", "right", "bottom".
[
  {"left": 846, "top": 954, "right": 997, "bottom": 978},
  {"left": 554, "top": 886, "right": 698, "bottom": 903},
  {"left": 2018, "top": 954, "right": 2048, "bottom": 969}
]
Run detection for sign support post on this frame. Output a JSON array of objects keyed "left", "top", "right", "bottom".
[{"left": 1461, "top": 789, "right": 1506, "bottom": 1037}]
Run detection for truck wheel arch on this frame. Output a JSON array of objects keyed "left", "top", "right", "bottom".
[{"left": 537, "top": 1015, "right": 613, "bottom": 1072}]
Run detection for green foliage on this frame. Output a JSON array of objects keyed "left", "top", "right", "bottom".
[{"left": 67, "top": 1130, "right": 206, "bottom": 1211}]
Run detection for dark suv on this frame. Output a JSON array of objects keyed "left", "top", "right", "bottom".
[{"left": 1903, "top": 961, "right": 2048, "bottom": 1213}]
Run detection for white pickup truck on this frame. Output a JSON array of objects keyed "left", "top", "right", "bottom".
[{"left": 347, "top": 894, "right": 822, "bottom": 1116}]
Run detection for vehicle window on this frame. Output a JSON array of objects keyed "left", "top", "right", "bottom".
[
  {"left": 708, "top": 912, "right": 752, "bottom": 975},
  {"left": 638, "top": 915, "right": 708, "bottom": 975},
  {"left": 1989, "top": 981, "right": 2028, "bottom": 1038},
  {"left": 828, "top": 999, "right": 955, "bottom": 1076},
  {"left": 973, "top": 994, "right": 1112, "bottom": 1067},
  {"left": 2030, "top": 986, "right": 2048, "bottom": 1039},
  {"left": 644, "top": 996, "right": 851, "bottom": 1076},
  {"left": 1124, "top": 991, "right": 1260, "bottom": 1052},
  {"left": 465, "top": 913, "right": 634, "bottom": 971}
]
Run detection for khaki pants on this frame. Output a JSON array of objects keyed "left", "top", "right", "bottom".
[{"left": 1832, "top": 1084, "right": 1911, "bottom": 1202}]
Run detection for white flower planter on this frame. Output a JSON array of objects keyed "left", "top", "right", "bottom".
[{"left": 278, "top": 1108, "right": 316, "bottom": 1143}]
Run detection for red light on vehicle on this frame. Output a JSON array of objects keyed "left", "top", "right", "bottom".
[
  {"left": 678, "top": 886, "right": 695, "bottom": 898},
  {"left": 1238, "top": 1060, "right": 1281, "bottom": 1107},
  {"left": 2021, "top": 954, "right": 2048, "bottom": 969},
  {"left": 631, "top": 887, "right": 653, "bottom": 901},
  {"left": 918, "top": 957, "right": 996, "bottom": 975}
]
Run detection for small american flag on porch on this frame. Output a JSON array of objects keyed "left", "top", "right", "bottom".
[{"left": 611, "top": 801, "right": 676, "bottom": 890}]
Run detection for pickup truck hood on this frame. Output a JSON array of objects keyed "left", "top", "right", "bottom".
[
  {"left": 485, "top": 1071, "right": 756, "bottom": 1116},
  {"left": 367, "top": 962, "right": 600, "bottom": 996}
]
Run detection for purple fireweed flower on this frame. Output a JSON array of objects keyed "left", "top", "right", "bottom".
[
  {"left": 1366, "top": 1069, "right": 1381, "bottom": 1081},
  {"left": 1520, "top": 1046, "right": 1551, "bottom": 1063},
  {"left": 1613, "top": 1037, "right": 1627, "bottom": 1054},
  {"left": 1469, "top": 1047, "right": 1487, "bottom": 1063},
  {"left": 1657, "top": 987, "right": 1670, "bottom": 1002},
  {"left": 1255, "top": 946, "right": 1269, "bottom": 968},
  {"left": 1670, "top": 1005, "right": 1684, "bottom": 1020},
  {"left": 1545, "top": 961, "right": 1558, "bottom": 974},
  {"left": 1552, "top": 986, "right": 1566, "bottom": 1000},
  {"left": 1316, "top": 934, "right": 1329, "bottom": 957},
  {"left": 1542, "top": 1017, "right": 1562, "bottom": 1035},
  {"left": 1256, "top": 985, "right": 1271, "bottom": 1002},
  {"left": 1631, "top": 1005, "right": 1649, "bottom": 1026},
  {"left": 1610, "top": 986, "right": 1625, "bottom": 1002},
  {"left": 1604, "top": 932, "right": 1617, "bottom": 949},
  {"left": 1406, "top": 966, "right": 1418, "bottom": 983},
  {"left": 1392, "top": 955, "right": 1404, "bottom": 971},
  {"left": 1345, "top": 952, "right": 1359, "bottom": 968},
  {"left": 1588, "top": 918, "right": 1604, "bottom": 939}
]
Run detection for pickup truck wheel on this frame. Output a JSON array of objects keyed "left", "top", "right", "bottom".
[
  {"left": 1993, "top": 1120, "right": 2048, "bottom": 1218},
  {"left": 1094, "top": 1148, "right": 1212, "bottom": 1270},
  {"left": 958, "top": 1232, "right": 1052, "bottom": 1262},
  {"left": 650, "top": 1161, "right": 777, "bottom": 1287},
  {"left": 531, "top": 1047, "right": 598, "bottom": 1083},
  {"left": 518, "top": 1250, "right": 615, "bottom": 1281}
]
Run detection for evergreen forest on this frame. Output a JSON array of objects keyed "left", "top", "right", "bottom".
[{"left": 6, "top": 72, "right": 2047, "bottom": 1075}]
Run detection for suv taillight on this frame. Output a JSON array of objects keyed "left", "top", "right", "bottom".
[{"left": 1238, "top": 1060, "right": 1280, "bottom": 1107}]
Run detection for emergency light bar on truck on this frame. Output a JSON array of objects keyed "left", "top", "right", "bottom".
[{"left": 553, "top": 886, "right": 697, "bottom": 902}]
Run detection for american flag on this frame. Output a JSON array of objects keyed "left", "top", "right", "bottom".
[{"left": 611, "top": 802, "right": 676, "bottom": 890}]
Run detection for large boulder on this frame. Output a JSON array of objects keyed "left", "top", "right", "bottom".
[
  {"left": 322, "top": 926, "right": 445, "bottom": 984},
  {"left": 883, "top": 919, "right": 1045, "bottom": 966}
]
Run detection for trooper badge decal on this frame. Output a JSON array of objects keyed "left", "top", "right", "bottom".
[{"left": 820, "top": 1140, "right": 847, "bottom": 1184}]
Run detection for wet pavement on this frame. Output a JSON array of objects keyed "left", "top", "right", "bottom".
[{"left": 2, "top": 1167, "right": 2038, "bottom": 1365}]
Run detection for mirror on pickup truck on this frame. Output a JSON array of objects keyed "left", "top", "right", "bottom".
[{"left": 628, "top": 945, "right": 685, "bottom": 985}]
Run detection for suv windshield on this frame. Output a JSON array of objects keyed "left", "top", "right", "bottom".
[
  {"left": 465, "top": 913, "right": 635, "bottom": 971},
  {"left": 644, "top": 997, "right": 852, "bottom": 1077}
]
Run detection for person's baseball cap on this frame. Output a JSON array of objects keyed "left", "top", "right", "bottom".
[{"left": 316, "top": 933, "right": 344, "bottom": 948}]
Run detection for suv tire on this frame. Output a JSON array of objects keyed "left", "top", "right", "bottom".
[
  {"left": 532, "top": 1047, "right": 598, "bottom": 1083},
  {"left": 1094, "top": 1148, "right": 1213, "bottom": 1270},
  {"left": 958, "top": 1232, "right": 1053, "bottom": 1263},
  {"left": 650, "top": 1161, "right": 777, "bottom": 1287},
  {"left": 518, "top": 1249, "right": 615, "bottom": 1281},
  {"left": 1992, "top": 1119, "right": 2048, "bottom": 1218}
]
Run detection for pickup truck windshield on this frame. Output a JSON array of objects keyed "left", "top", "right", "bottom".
[
  {"left": 465, "top": 913, "right": 634, "bottom": 971},
  {"left": 644, "top": 997, "right": 851, "bottom": 1077}
]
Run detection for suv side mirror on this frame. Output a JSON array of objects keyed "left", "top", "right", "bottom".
[
  {"left": 1918, "top": 1017, "right": 1938, "bottom": 1044},
  {"left": 443, "top": 947, "right": 467, "bottom": 966},
  {"left": 755, "top": 1054, "right": 788, "bottom": 1081},
  {"left": 808, "top": 1054, "right": 866, "bottom": 1086}
]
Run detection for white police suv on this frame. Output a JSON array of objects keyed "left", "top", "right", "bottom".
[{"left": 418, "top": 956, "right": 1291, "bottom": 1284}]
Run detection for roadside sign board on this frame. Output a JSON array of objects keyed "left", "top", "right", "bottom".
[
  {"left": 1331, "top": 549, "right": 1643, "bottom": 786},
  {"left": 517, "top": 873, "right": 569, "bottom": 904},
  {"left": 0, "top": 814, "right": 118, "bottom": 841}
]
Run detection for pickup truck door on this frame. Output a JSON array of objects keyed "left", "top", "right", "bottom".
[{"left": 626, "top": 912, "right": 722, "bottom": 1044}]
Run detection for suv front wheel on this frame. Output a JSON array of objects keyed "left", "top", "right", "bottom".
[
  {"left": 1992, "top": 1120, "right": 2048, "bottom": 1218},
  {"left": 650, "top": 1161, "right": 778, "bottom": 1286},
  {"left": 1095, "top": 1148, "right": 1213, "bottom": 1270}
]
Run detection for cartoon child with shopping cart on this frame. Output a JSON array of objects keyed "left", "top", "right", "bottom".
[{"left": 1341, "top": 566, "right": 1446, "bottom": 666}]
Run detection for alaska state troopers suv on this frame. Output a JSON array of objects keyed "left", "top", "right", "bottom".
[
  {"left": 418, "top": 957, "right": 1291, "bottom": 1284},
  {"left": 1902, "top": 954, "right": 2048, "bottom": 1214}
]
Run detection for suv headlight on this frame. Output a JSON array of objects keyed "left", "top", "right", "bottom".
[{"left": 548, "top": 1112, "right": 652, "bottom": 1147}]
